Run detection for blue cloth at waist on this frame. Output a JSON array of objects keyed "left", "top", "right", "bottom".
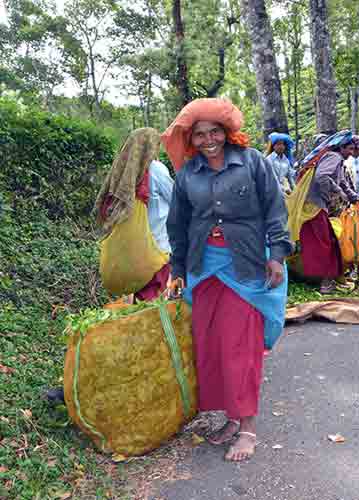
[{"left": 183, "top": 244, "right": 288, "bottom": 349}]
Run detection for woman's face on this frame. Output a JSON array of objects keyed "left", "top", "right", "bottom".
[
  {"left": 191, "top": 121, "right": 226, "bottom": 160},
  {"left": 340, "top": 143, "right": 355, "bottom": 160},
  {"left": 273, "top": 140, "right": 286, "bottom": 155}
]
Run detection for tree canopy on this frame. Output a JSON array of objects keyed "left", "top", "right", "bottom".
[{"left": 1, "top": 0, "right": 358, "bottom": 149}]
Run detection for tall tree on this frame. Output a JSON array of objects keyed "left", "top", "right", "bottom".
[
  {"left": 172, "top": 0, "right": 191, "bottom": 105},
  {"left": 240, "top": 0, "right": 288, "bottom": 139},
  {"left": 60, "top": 0, "right": 119, "bottom": 117},
  {"left": 330, "top": 0, "right": 359, "bottom": 132},
  {"left": 169, "top": 0, "right": 235, "bottom": 107},
  {"left": 273, "top": 0, "right": 306, "bottom": 151},
  {"left": 309, "top": 0, "right": 337, "bottom": 134},
  {"left": 0, "top": 0, "right": 65, "bottom": 99}
]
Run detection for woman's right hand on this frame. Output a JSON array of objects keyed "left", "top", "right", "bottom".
[{"left": 168, "top": 277, "right": 185, "bottom": 299}]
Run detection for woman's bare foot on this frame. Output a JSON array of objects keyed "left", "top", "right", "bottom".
[
  {"left": 207, "top": 420, "right": 240, "bottom": 445},
  {"left": 225, "top": 432, "right": 256, "bottom": 461},
  {"left": 225, "top": 416, "right": 256, "bottom": 461}
]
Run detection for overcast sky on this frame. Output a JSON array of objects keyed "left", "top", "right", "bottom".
[{"left": 0, "top": 0, "right": 7, "bottom": 23}]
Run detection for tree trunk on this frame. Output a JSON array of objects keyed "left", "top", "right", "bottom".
[
  {"left": 241, "top": 0, "right": 288, "bottom": 139},
  {"left": 350, "top": 87, "right": 359, "bottom": 134},
  {"left": 309, "top": 0, "right": 337, "bottom": 135},
  {"left": 139, "top": 95, "right": 148, "bottom": 126},
  {"left": 293, "top": 56, "right": 299, "bottom": 154},
  {"left": 290, "top": 2, "right": 303, "bottom": 156},
  {"left": 285, "top": 53, "right": 292, "bottom": 115},
  {"left": 206, "top": 48, "right": 226, "bottom": 97},
  {"left": 172, "top": 0, "right": 191, "bottom": 106},
  {"left": 145, "top": 72, "right": 152, "bottom": 127}
]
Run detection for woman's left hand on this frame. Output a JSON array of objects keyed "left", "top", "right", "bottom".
[{"left": 265, "top": 260, "right": 284, "bottom": 289}]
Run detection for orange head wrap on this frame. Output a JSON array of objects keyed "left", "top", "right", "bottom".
[{"left": 160, "top": 98, "right": 250, "bottom": 170}]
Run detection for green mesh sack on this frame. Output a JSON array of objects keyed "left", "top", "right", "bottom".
[{"left": 64, "top": 300, "right": 197, "bottom": 456}]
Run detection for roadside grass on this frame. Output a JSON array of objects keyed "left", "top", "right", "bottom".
[
  {"left": 0, "top": 210, "right": 133, "bottom": 499},
  {"left": 1, "top": 207, "right": 359, "bottom": 499},
  {"left": 287, "top": 279, "right": 359, "bottom": 305}
]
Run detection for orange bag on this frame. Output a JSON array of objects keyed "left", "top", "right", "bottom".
[{"left": 339, "top": 204, "right": 359, "bottom": 265}]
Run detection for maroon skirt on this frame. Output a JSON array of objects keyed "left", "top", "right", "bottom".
[
  {"left": 300, "top": 210, "right": 343, "bottom": 279},
  {"left": 192, "top": 275, "right": 264, "bottom": 420},
  {"left": 134, "top": 263, "right": 170, "bottom": 302}
]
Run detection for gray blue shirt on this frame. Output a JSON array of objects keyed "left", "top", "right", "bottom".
[
  {"left": 167, "top": 144, "right": 292, "bottom": 280},
  {"left": 148, "top": 160, "right": 174, "bottom": 253},
  {"left": 266, "top": 151, "right": 295, "bottom": 190}
]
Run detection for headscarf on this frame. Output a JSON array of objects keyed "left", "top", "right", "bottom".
[
  {"left": 267, "top": 132, "right": 295, "bottom": 166},
  {"left": 161, "top": 98, "right": 249, "bottom": 170},
  {"left": 313, "top": 133, "right": 329, "bottom": 149},
  {"left": 301, "top": 130, "right": 353, "bottom": 169},
  {"left": 94, "top": 127, "right": 161, "bottom": 236},
  {"left": 296, "top": 130, "right": 353, "bottom": 182}
]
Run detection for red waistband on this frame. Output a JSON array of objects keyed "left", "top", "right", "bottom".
[{"left": 207, "top": 226, "right": 227, "bottom": 247}]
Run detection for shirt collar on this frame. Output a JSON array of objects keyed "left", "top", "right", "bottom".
[
  {"left": 272, "top": 151, "right": 283, "bottom": 159},
  {"left": 193, "top": 144, "right": 244, "bottom": 173}
]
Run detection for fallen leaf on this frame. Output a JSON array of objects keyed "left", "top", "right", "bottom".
[
  {"left": 272, "top": 444, "right": 283, "bottom": 450},
  {"left": 0, "top": 416, "right": 9, "bottom": 423},
  {"left": 330, "top": 331, "right": 340, "bottom": 337},
  {"left": 73, "top": 477, "right": 86, "bottom": 488},
  {"left": 59, "top": 493, "right": 72, "bottom": 500},
  {"left": 111, "top": 453, "right": 127, "bottom": 462},
  {"left": 0, "top": 364, "right": 15, "bottom": 375},
  {"left": 0, "top": 466, "right": 9, "bottom": 473},
  {"left": 47, "top": 458, "right": 57, "bottom": 468},
  {"left": 272, "top": 411, "right": 284, "bottom": 417},
  {"left": 52, "top": 492, "right": 72, "bottom": 500},
  {"left": 16, "top": 472, "right": 27, "bottom": 480},
  {"left": 51, "top": 304, "right": 66, "bottom": 320},
  {"left": 191, "top": 433, "right": 205, "bottom": 445},
  {"left": 21, "top": 409, "right": 32, "bottom": 419},
  {"left": 328, "top": 433, "right": 346, "bottom": 443}
]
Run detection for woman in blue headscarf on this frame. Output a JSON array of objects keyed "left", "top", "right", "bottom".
[{"left": 266, "top": 132, "right": 295, "bottom": 193}]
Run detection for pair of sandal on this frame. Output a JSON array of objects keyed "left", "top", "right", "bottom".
[{"left": 207, "top": 420, "right": 257, "bottom": 461}]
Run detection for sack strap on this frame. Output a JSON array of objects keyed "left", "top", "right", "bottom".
[
  {"left": 73, "top": 331, "right": 107, "bottom": 451},
  {"left": 159, "top": 303, "right": 191, "bottom": 418}
]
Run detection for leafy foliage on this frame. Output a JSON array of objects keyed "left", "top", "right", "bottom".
[{"left": 0, "top": 96, "right": 114, "bottom": 220}]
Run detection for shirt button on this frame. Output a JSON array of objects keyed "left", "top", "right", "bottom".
[
  {"left": 218, "top": 219, "right": 223, "bottom": 224},
  {"left": 216, "top": 201, "right": 221, "bottom": 205}
]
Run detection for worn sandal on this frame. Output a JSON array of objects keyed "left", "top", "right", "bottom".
[{"left": 207, "top": 420, "right": 240, "bottom": 445}]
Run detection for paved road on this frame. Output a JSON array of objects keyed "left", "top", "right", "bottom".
[{"left": 150, "top": 321, "right": 359, "bottom": 500}]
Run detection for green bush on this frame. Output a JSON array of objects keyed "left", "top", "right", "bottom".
[{"left": 0, "top": 97, "right": 115, "bottom": 221}]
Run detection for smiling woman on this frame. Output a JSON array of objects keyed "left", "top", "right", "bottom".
[
  {"left": 191, "top": 122, "right": 226, "bottom": 168},
  {"left": 161, "top": 97, "right": 292, "bottom": 463}
]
